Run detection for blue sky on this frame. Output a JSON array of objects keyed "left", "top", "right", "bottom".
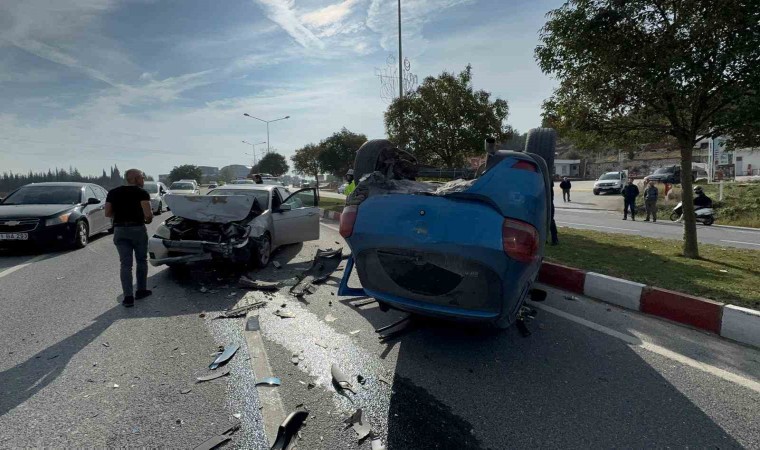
[{"left": 0, "top": 0, "right": 562, "bottom": 177}]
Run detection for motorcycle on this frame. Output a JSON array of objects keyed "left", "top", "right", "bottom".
[{"left": 670, "top": 202, "right": 715, "bottom": 225}]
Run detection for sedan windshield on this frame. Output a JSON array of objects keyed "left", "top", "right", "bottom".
[
  {"left": 170, "top": 182, "right": 194, "bottom": 190},
  {"left": 654, "top": 167, "right": 674, "bottom": 174},
  {"left": 599, "top": 173, "right": 619, "bottom": 180},
  {"left": 2, "top": 186, "right": 82, "bottom": 205},
  {"left": 208, "top": 189, "right": 269, "bottom": 209},
  {"left": 143, "top": 183, "right": 158, "bottom": 194}
]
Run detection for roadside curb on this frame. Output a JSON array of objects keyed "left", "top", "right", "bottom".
[
  {"left": 538, "top": 261, "right": 759, "bottom": 348},
  {"left": 712, "top": 224, "right": 760, "bottom": 232},
  {"left": 319, "top": 208, "right": 342, "bottom": 222}
]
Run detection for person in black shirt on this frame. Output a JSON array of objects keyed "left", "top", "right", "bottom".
[
  {"left": 105, "top": 169, "right": 153, "bottom": 307},
  {"left": 253, "top": 174, "right": 263, "bottom": 184},
  {"left": 621, "top": 178, "right": 640, "bottom": 221},
  {"left": 559, "top": 177, "right": 572, "bottom": 202}
]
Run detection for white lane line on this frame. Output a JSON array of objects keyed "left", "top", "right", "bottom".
[
  {"left": 0, "top": 254, "right": 49, "bottom": 279},
  {"left": 557, "top": 221, "right": 638, "bottom": 232},
  {"left": 321, "top": 222, "right": 340, "bottom": 233},
  {"left": 720, "top": 240, "right": 760, "bottom": 247},
  {"left": 534, "top": 303, "right": 760, "bottom": 394}
]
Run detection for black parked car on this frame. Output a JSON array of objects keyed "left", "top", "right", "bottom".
[
  {"left": 646, "top": 165, "right": 697, "bottom": 185},
  {"left": 0, "top": 182, "right": 113, "bottom": 249}
]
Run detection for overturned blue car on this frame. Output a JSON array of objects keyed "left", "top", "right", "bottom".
[{"left": 338, "top": 128, "right": 555, "bottom": 328}]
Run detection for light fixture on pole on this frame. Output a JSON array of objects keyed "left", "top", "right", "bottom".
[
  {"left": 243, "top": 113, "right": 290, "bottom": 154},
  {"left": 242, "top": 140, "right": 266, "bottom": 167}
]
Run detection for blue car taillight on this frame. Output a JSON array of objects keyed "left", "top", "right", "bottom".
[
  {"left": 511, "top": 160, "right": 537, "bottom": 172},
  {"left": 502, "top": 218, "right": 539, "bottom": 263},
  {"left": 340, "top": 205, "right": 358, "bottom": 238}
]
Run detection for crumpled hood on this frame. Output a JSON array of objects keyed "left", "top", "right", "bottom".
[{"left": 164, "top": 195, "right": 252, "bottom": 223}]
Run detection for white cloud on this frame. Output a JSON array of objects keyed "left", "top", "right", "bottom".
[
  {"left": 253, "top": 0, "right": 325, "bottom": 49},
  {"left": 301, "top": 0, "right": 360, "bottom": 28}
]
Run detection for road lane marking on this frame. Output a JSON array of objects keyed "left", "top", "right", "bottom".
[
  {"left": 720, "top": 240, "right": 760, "bottom": 247},
  {"left": 557, "top": 221, "right": 638, "bottom": 232},
  {"left": 533, "top": 303, "right": 760, "bottom": 394},
  {"left": 0, "top": 254, "right": 49, "bottom": 279},
  {"left": 321, "top": 222, "right": 340, "bottom": 233}
]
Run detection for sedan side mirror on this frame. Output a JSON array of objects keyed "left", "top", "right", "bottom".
[
  {"left": 278, "top": 204, "right": 292, "bottom": 212},
  {"left": 87, "top": 197, "right": 100, "bottom": 205}
]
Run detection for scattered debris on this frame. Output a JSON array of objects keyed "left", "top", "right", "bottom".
[
  {"left": 307, "top": 382, "right": 315, "bottom": 390},
  {"left": 378, "top": 376, "right": 391, "bottom": 386},
  {"left": 375, "top": 315, "right": 410, "bottom": 333},
  {"left": 563, "top": 295, "right": 579, "bottom": 301},
  {"left": 344, "top": 409, "right": 372, "bottom": 440},
  {"left": 245, "top": 316, "right": 260, "bottom": 331},
  {"left": 209, "top": 344, "right": 239, "bottom": 370},
  {"left": 272, "top": 261, "right": 282, "bottom": 269},
  {"left": 370, "top": 433, "right": 386, "bottom": 450},
  {"left": 196, "top": 369, "right": 231, "bottom": 383},
  {"left": 199, "top": 313, "right": 206, "bottom": 318},
  {"left": 239, "top": 276, "right": 280, "bottom": 291},
  {"left": 176, "top": 419, "right": 184, "bottom": 425},
  {"left": 377, "top": 315, "right": 416, "bottom": 342},
  {"left": 180, "top": 388, "right": 192, "bottom": 394},
  {"left": 280, "top": 277, "right": 300, "bottom": 287},
  {"left": 192, "top": 424, "right": 240, "bottom": 450},
  {"left": 102, "top": 342, "right": 110, "bottom": 348},
  {"left": 113, "top": 384, "right": 119, "bottom": 388},
  {"left": 255, "top": 377, "right": 282, "bottom": 387},
  {"left": 233, "top": 414, "right": 241, "bottom": 419},
  {"left": 352, "top": 298, "right": 377, "bottom": 307},
  {"left": 325, "top": 314, "right": 337, "bottom": 323},
  {"left": 215, "top": 302, "right": 266, "bottom": 319},
  {"left": 290, "top": 248, "right": 343, "bottom": 297},
  {"left": 349, "top": 330, "right": 361, "bottom": 335},
  {"left": 314, "top": 340, "right": 328, "bottom": 349},
  {"left": 275, "top": 309, "right": 296, "bottom": 319},
  {"left": 291, "top": 355, "right": 300, "bottom": 365},
  {"left": 357, "top": 375, "right": 366, "bottom": 385},
  {"left": 719, "top": 269, "right": 728, "bottom": 273},
  {"left": 331, "top": 364, "right": 356, "bottom": 394},
  {"left": 271, "top": 410, "right": 308, "bottom": 450},
  {"left": 200, "top": 287, "right": 208, "bottom": 293}
]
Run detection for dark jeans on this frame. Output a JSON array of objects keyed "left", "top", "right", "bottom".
[
  {"left": 550, "top": 203, "right": 558, "bottom": 244},
  {"left": 562, "top": 189, "right": 570, "bottom": 202},
  {"left": 623, "top": 199, "right": 636, "bottom": 219},
  {"left": 645, "top": 199, "right": 657, "bottom": 221},
  {"left": 114, "top": 225, "right": 148, "bottom": 298}
]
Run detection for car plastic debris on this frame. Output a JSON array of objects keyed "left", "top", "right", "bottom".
[
  {"left": 180, "top": 388, "right": 192, "bottom": 394},
  {"left": 239, "top": 276, "right": 280, "bottom": 291},
  {"left": 331, "top": 364, "right": 356, "bottom": 394},
  {"left": 209, "top": 344, "right": 239, "bottom": 370},
  {"left": 274, "top": 309, "right": 296, "bottom": 319},
  {"left": 193, "top": 424, "right": 241, "bottom": 450},
  {"left": 196, "top": 368, "right": 231, "bottom": 383},
  {"left": 215, "top": 302, "right": 267, "bottom": 319},
  {"left": 325, "top": 314, "right": 337, "bottom": 323},
  {"left": 290, "top": 248, "right": 343, "bottom": 296},
  {"left": 255, "top": 377, "right": 281, "bottom": 387},
  {"left": 271, "top": 410, "right": 309, "bottom": 450},
  {"left": 344, "top": 409, "right": 372, "bottom": 440},
  {"left": 351, "top": 298, "right": 377, "bottom": 307}
]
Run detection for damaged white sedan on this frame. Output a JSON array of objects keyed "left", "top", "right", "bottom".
[{"left": 149, "top": 185, "right": 319, "bottom": 267}]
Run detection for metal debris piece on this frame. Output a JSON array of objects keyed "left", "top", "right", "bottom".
[
  {"left": 344, "top": 409, "right": 372, "bottom": 440},
  {"left": 209, "top": 344, "right": 239, "bottom": 370},
  {"left": 215, "top": 302, "right": 266, "bottom": 319},
  {"left": 196, "top": 368, "right": 231, "bottom": 383},
  {"left": 352, "top": 298, "right": 377, "bottom": 307},
  {"left": 180, "top": 388, "right": 192, "bottom": 394},
  {"left": 239, "top": 276, "right": 280, "bottom": 291},
  {"left": 271, "top": 410, "right": 308, "bottom": 450},
  {"left": 272, "top": 261, "right": 282, "bottom": 269},
  {"left": 331, "top": 364, "right": 356, "bottom": 394},
  {"left": 325, "top": 314, "right": 337, "bottom": 323},
  {"left": 102, "top": 342, "right": 110, "bottom": 348},
  {"left": 275, "top": 309, "right": 296, "bottom": 319},
  {"left": 192, "top": 424, "right": 240, "bottom": 450},
  {"left": 290, "top": 248, "right": 343, "bottom": 296},
  {"left": 255, "top": 377, "right": 281, "bottom": 387}
]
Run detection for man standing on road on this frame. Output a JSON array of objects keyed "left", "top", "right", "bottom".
[
  {"left": 622, "top": 178, "right": 639, "bottom": 221},
  {"left": 643, "top": 181, "right": 659, "bottom": 222},
  {"left": 105, "top": 169, "right": 153, "bottom": 307},
  {"left": 253, "top": 174, "right": 263, "bottom": 184},
  {"left": 559, "top": 177, "right": 572, "bottom": 202}
]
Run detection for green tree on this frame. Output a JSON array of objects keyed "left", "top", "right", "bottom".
[
  {"left": 257, "top": 152, "right": 290, "bottom": 177},
  {"left": 535, "top": 0, "right": 760, "bottom": 258},
  {"left": 291, "top": 144, "right": 323, "bottom": 199},
  {"left": 219, "top": 166, "right": 235, "bottom": 183},
  {"left": 168, "top": 165, "right": 203, "bottom": 183},
  {"left": 317, "top": 128, "right": 367, "bottom": 177},
  {"left": 385, "top": 65, "right": 512, "bottom": 168}
]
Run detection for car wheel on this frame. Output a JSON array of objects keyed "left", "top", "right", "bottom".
[
  {"left": 524, "top": 128, "right": 557, "bottom": 173},
  {"left": 670, "top": 211, "right": 680, "bottom": 221},
  {"left": 703, "top": 216, "right": 714, "bottom": 226},
  {"left": 593, "top": 189, "right": 599, "bottom": 195},
  {"left": 73, "top": 220, "right": 89, "bottom": 249},
  {"left": 353, "top": 139, "right": 394, "bottom": 183},
  {"left": 156, "top": 202, "right": 163, "bottom": 215},
  {"left": 251, "top": 233, "right": 271, "bottom": 268}
]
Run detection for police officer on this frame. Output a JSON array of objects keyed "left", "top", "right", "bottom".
[{"left": 344, "top": 169, "right": 356, "bottom": 196}]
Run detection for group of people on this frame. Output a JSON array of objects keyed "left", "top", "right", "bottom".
[{"left": 622, "top": 178, "right": 712, "bottom": 222}]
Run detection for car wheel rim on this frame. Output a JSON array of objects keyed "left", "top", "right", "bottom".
[{"left": 79, "top": 223, "right": 88, "bottom": 245}]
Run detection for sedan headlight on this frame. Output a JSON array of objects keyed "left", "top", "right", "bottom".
[
  {"left": 45, "top": 213, "right": 72, "bottom": 226},
  {"left": 154, "top": 223, "right": 171, "bottom": 239}
]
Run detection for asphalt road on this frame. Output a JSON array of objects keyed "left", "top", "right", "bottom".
[
  {"left": 554, "top": 181, "right": 760, "bottom": 250},
  {"left": 1, "top": 217, "right": 759, "bottom": 448}
]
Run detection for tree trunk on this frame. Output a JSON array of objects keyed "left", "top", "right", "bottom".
[
  {"left": 314, "top": 171, "right": 320, "bottom": 204},
  {"left": 679, "top": 142, "right": 699, "bottom": 258}
]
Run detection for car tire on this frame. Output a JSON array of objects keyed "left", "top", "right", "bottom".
[
  {"left": 73, "top": 220, "right": 89, "bottom": 249},
  {"left": 670, "top": 211, "right": 680, "bottom": 221},
  {"left": 524, "top": 128, "right": 557, "bottom": 174},
  {"left": 156, "top": 202, "right": 163, "bottom": 215},
  {"left": 251, "top": 233, "right": 272, "bottom": 268},
  {"left": 353, "top": 139, "right": 394, "bottom": 184},
  {"left": 703, "top": 216, "right": 714, "bottom": 226},
  {"left": 593, "top": 189, "right": 599, "bottom": 195}
]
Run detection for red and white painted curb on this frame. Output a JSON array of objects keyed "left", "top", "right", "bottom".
[
  {"left": 319, "top": 208, "right": 342, "bottom": 222},
  {"left": 538, "top": 262, "right": 760, "bottom": 348}
]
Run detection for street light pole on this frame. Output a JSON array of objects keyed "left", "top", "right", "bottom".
[
  {"left": 398, "top": 0, "right": 403, "bottom": 100},
  {"left": 243, "top": 113, "right": 290, "bottom": 154},
  {"left": 242, "top": 140, "right": 266, "bottom": 167}
]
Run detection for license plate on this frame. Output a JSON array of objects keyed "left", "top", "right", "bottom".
[{"left": 0, "top": 233, "right": 28, "bottom": 240}]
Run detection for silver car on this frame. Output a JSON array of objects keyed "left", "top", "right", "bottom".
[
  {"left": 148, "top": 185, "right": 320, "bottom": 267},
  {"left": 143, "top": 181, "right": 168, "bottom": 214}
]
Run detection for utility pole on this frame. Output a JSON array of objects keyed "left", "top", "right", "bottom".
[{"left": 397, "top": 0, "right": 404, "bottom": 145}]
